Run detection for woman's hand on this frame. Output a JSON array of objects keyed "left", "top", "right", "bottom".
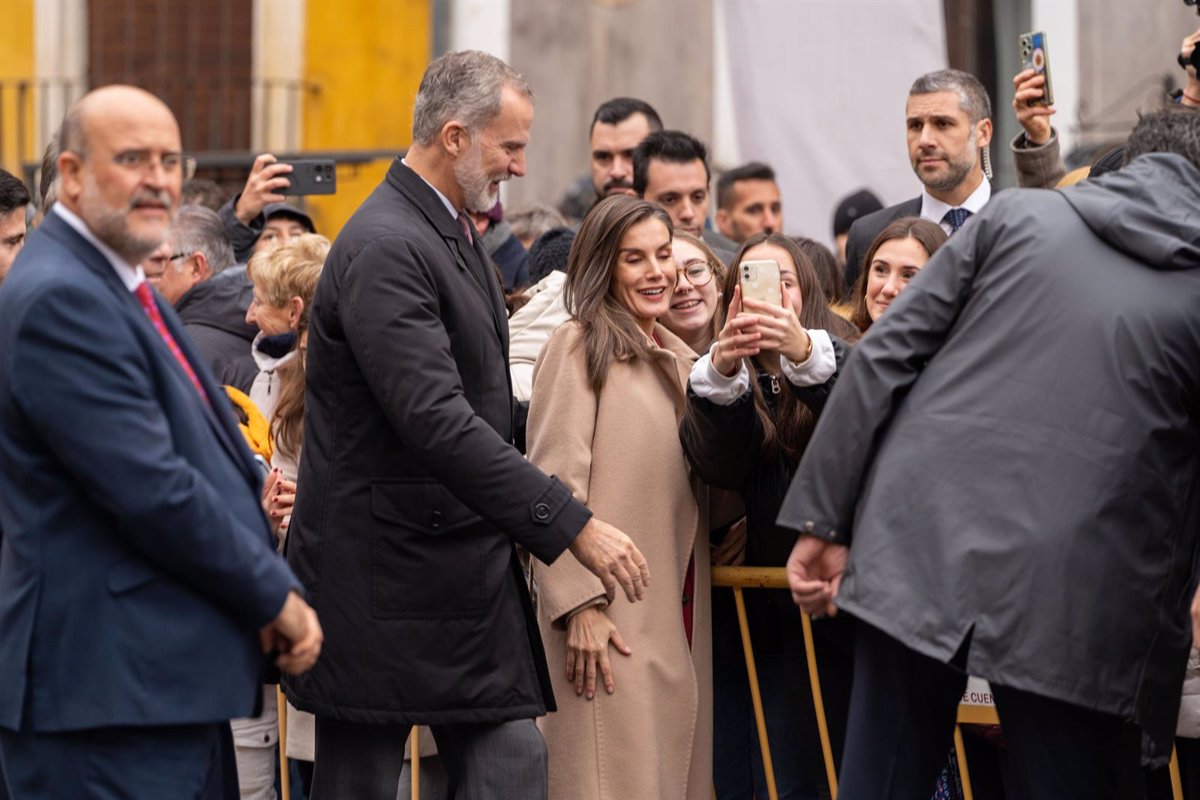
[
  {"left": 565, "top": 605, "right": 631, "bottom": 700},
  {"left": 712, "top": 285, "right": 762, "bottom": 377},
  {"left": 261, "top": 468, "right": 296, "bottom": 541},
  {"left": 742, "top": 287, "right": 811, "bottom": 364}
]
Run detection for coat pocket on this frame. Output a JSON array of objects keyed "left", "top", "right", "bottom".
[{"left": 368, "top": 479, "right": 487, "bottom": 619}]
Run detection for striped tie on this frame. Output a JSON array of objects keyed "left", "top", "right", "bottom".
[{"left": 133, "top": 281, "right": 209, "bottom": 405}]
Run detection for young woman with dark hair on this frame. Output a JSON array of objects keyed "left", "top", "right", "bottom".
[{"left": 681, "top": 232, "right": 860, "bottom": 798}]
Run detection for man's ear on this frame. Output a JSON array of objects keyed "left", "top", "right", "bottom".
[
  {"left": 57, "top": 151, "right": 85, "bottom": 204},
  {"left": 440, "top": 121, "right": 470, "bottom": 158},
  {"left": 191, "top": 251, "right": 210, "bottom": 283},
  {"left": 715, "top": 208, "right": 733, "bottom": 238},
  {"left": 975, "top": 117, "right": 994, "bottom": 149}
]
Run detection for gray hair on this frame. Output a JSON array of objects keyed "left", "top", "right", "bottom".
[
  {"left": 909, "top": 69, "right": 992, "bottom": 124},
  {"left": 172, "top": 205, "right": 235, "bottom": 274},
  {"left": 411, "top": 50, "right": 533, "bottom": 146},
  {"left": 507, "top": 203, "right": 566, "bottom": 242}
]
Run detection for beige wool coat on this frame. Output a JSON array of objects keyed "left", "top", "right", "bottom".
[{"left": 528, "top": 320, "right": 712, "bottom": 800}]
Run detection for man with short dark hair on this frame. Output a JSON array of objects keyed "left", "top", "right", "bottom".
[
  {"left": 783, "top": 107, "right": 1200, "bottom": 798},
  {"left": 0, "top": 169, "right": 30, "bottom": 284},
  {"left": 284, "top": 51, "right": 650, "bottom": 799},
  {"left": 715, "top": 161, "right": 783, "bottom": 243},
  {"left": 589, "top": 97, "right": 662, "bottom": 200},
  {"left": 843, "top": 68, "right": 994, "bottom": 289},
  {"left": 633, "top": 129, "right": 735, "bottom": 258}
]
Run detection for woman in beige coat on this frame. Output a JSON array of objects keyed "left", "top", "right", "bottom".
[{"left": 528, "top": 195, "right": 712, "bottom": 800}]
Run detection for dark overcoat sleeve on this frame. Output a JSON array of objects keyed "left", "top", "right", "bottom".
[
  {"left": 680, "top": 384, "right": 760, "bottom": 492},
  {"left": 777, "top": 210, "right": 989, "bottom": 545},
  {"left": 11, "top": 283, "right": 295, "bottom": 628},
  {"left": 340, "top": 235, "right": 589, "bottom": 564}
]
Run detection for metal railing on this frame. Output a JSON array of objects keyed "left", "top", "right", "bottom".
[{"left": 276, "top": 565, "right": 1185, "bottom": 800}]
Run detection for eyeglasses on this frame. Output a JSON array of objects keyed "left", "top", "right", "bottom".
[
  {"left": 111, "top": 150, "right": 197, "bottom": 180},
  {"left": 677, "top": 260, "right": 714, "bottom": 287}
]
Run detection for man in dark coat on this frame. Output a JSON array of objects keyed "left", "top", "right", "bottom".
[
  {"left": 780, "top": 108, "right": 1200, "bottom": 798},
  {"left": 282, "top": 50, "right": 650, "bottom": 799}
]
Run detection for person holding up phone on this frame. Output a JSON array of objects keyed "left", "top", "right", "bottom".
[
  {"left": 680, "top": 233, "right": 859, "bottom": 798},
  {"left": 1010, "top": 30, "right": 1068, "bottom": 190}
]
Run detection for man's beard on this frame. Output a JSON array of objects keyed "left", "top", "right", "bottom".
[
  {"left": 80, "top": 174, "right": 174, "bottom": 264},
  {"left": 913, "top": 132, "right": 977, "bottom": 194},
  {"left": 454, "top": 144, "right": 505, "bottom": 213}
]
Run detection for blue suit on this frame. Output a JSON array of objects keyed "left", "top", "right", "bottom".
[{"left": 0, "top": 211, "right": 299, "bottom": 797}]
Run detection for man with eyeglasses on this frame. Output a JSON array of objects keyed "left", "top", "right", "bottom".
[{"left": 0, "top": 85, "right": 321, "bottom": 798}]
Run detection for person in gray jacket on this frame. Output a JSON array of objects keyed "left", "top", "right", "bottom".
[{"left": 780, "top": 107, "right": 1200, "bottom": 799}]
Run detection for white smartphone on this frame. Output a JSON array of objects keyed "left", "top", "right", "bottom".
[{"left": 739, "top": 259, "right": 783, "bottom": 308}]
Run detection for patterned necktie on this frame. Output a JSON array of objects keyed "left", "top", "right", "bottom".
[
  {"left": 941, "top": 207, "right": 972, "bottom": 234},
  {"left": 133, "top": 281, "right": 209, "bottom": 405},
  {"left": 457, "top": 212, "right": 474, "bottom": 245}
]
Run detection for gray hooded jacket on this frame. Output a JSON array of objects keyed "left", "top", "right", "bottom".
[{"left": 778, "top": 153, "right": 1200, "bottom": 762}]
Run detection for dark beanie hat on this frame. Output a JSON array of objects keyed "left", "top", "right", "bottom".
[
  {"left": 262, "top": 202, "right": 316, "bottom": 234},
  {"left": 832, "top": 189, "right": 884, "bottom": 237},
  {"left": 528, "top": 226, "right": 576, "bottom": 284}
]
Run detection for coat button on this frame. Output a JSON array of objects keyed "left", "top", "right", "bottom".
[
  {"left": 803, "top": 521, "right": 815, "bottom": 533},
  {"left": 431, "top": 510, "right": 443, "bottom": 528},
  {"left": 533, "top": 502, "right": 551, "bottom": 521}
]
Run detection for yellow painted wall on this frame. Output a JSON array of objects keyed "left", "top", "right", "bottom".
[
  {"left": 302, "top": 0, "right": 430, "bottom": 237},
  {"left": 0, "top": 0, "right": 36, "bottom": 177}
]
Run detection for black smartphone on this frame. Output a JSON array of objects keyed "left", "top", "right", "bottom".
[
  {"left": 1019, "top": 31, "right": 1055, "bottom": 107},
  {"left": 278, "top": 158, "right": 337, "bottom": 196}
]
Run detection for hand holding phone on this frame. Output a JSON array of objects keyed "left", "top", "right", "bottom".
[
  {"left": 276, "top": 158, "right": 337, "bottom": 196},
  {"left": 1019, "top": 31, "right": 1054, "bottom": 107}
]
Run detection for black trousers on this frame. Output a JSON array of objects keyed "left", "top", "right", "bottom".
[
  {"left": 311, "top": 716, "right": 547, "bottom": 800},
  {"left": 839, "top": 621, "right": 1137, "bottom": 800},
  {"left": 0, "top": 722, "right": 237, "bottom": 800}
]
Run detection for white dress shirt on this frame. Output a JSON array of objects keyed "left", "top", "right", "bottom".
[{"left": 920, "top": 178, "right": 991, "bottom": 236}]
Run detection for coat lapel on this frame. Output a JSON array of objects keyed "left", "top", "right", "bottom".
[
  {"left": 42, "top": 215, "right": 258, "bottom": 484},
  {"left": 386, "top": 160, "right": 509, "bottom": 348}
]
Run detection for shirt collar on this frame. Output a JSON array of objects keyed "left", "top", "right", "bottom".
[
  {"left": 401, "top": 157, "right": 460, "bottom": 221},
  {"left": 920, "top": 177, "right": 991, "bottom": 234},
  {"left": 52, "top": 204, "right": 146, "bottom": 292}
]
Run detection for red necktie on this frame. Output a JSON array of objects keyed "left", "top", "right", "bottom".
[
  {"left": 133, "top": 281, "right": 210, "bottom": 405},
  {"left": 457, "top": 212, "right": 474, "bottom": 245}
]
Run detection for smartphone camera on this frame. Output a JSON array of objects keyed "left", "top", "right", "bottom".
[{"left": 314, "top": 163, "right": 334, "bottom": 185}]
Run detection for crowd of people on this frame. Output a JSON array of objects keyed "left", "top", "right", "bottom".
[{"left": 0, "top": 24, "right": 1198, "bottom": 800}]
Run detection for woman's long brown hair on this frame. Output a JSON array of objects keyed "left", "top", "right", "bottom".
[
  {"left": 849, "top": 217, "right": 947, "bottom": 332},
  {"left": 720, "top": 232, "right": 860, "bottom": 463},
  {"left": 562, "top": 195, "right": 674, "bottom": 394}
]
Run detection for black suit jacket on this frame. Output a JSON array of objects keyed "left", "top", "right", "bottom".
[
  {"left": 284, "top": 159, "right": 591, "bottom": 725},
  {"left": 842, "top": 197, "right": 922, "bottom": 292}
]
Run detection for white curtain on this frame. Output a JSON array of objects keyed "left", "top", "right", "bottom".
[{"left": 719, "top": 0, "right": 947, "bottom": 248}]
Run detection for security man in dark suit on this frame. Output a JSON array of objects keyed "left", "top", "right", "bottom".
[
  {"left": 283, "top": 51, "right": 651, "bottom": 799},
  {"left": 0, "top": 85, "right": 322, "bottom": 799},
  {"left": 843, "top": 68, "right": 994, "bottom": 290}
]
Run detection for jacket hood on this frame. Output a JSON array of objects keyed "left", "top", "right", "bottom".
[
  {"left": 1059, "top": 153, "right": 1200, "bottom": 271},
  {"left": 175, "top": 265, "right": 259, "bottom": 342}
]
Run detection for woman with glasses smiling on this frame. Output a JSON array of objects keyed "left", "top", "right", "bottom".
[{"left": 661, "top": 232, "right": 726, "bottom": 355}]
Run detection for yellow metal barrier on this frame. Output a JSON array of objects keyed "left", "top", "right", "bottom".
[
  {"left": 710, "top": 566, "right": 1184, "bottom": 800},
  {"left": 280, "top": 564, "right": 1184, "bottom": 800}
]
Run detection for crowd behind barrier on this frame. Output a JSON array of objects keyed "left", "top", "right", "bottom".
[{"left": 0, "top": 23, "right": 1197, "bottom": 800}]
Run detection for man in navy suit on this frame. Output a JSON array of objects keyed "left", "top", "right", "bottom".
[
  {"left": 842, "top": 69, "right": 995, "bottom": 290},
  {"left": 0, "top": 85, "right": 323, "bottom": 799}
]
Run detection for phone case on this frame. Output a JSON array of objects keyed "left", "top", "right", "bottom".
[
  {"left": 283, "top": 159, "right": 337, "bottom": 196},
  {"left": 1019, "top": 31, "right": 1054, "bottom": 107},
  {"left": 739, "top": 259, "right": 782, "bottom": 308}
]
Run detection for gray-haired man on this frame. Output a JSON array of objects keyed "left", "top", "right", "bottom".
[{"left": 282, "top": 50, "right": 651, "bottom": 799}]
